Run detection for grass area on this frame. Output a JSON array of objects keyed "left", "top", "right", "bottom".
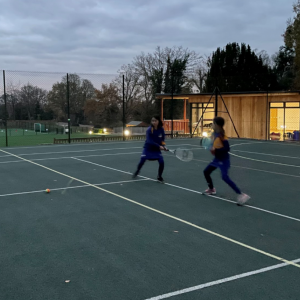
[{"left": 0, "top": 132, "right": 94, "bottom": 148}]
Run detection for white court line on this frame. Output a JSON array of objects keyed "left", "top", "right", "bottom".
[
  {"left": 0, "top": 144, "right": 200, "bottom": 158},
  {"left": 72, "top": 158, "right": 300, "bottom": 223},
  {"left": 3, "top": 140, "right": 145, "bottom": 150},
  {"left": 144, "top": 258, "right": 300, "bottom": 300},
  {"left": 0, "top": 146, "right": 142, "bottom": 157},
  {"left": 0, "top": 147, "right": 204, "bottom": 164},
  {"left": 230, "top": 139, "right": 300, "bottom": 148},
  {"left": 0, "top": 179, "right": 148, "bottom": 198},
  {"left": 232, "top": 149, "right": 300, "bottom": 160},
  {"left": 0, "top": 151, "right": 142, "bottom": 164},
  {"left": 191, "top": 157, "right": 300, "bottom": 179},
  {"left": 231, "top": 141, "right": 265, "bottom": 147},
  {"left": 2, "top": 139, "right": 200, "bottom": 151},
  {"left": 230, "top": 152, "right": 300, "bottom": 168},
  {"left": 2, "top": 148, "right": 300, "bottom": 181}
]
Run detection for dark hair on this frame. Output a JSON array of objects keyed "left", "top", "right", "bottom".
[
  {"left": 151, "top": 116, "right": 163, "bottom": 128},
  {"left": 213, "top": 116, "right": 225, "bottom": 137}
]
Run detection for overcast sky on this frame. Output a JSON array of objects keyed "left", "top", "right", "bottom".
[{"left": 0, "top": 0, "right": 295, "bottom": 74}]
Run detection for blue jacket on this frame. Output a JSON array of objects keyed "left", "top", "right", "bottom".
[
  {"left": 144, "top": 126, "right": 166, "bottom": 153},
  {"left": 212, "top": 133, "right": 230, "bottom": 161}
]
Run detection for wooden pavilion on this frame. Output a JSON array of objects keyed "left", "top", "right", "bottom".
[{"left": 156, "top": 91, "right": 300, "bottom": 141}]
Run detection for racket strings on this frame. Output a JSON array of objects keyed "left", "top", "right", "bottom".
[{"left": 175, "top": 148, "right": 193, "bottom": 162}]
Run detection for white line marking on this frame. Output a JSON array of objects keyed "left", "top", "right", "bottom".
[
  {"left": 230, "top": 139, "right": 300, "bottom": 148},
  {"left": 144, "top": 258, "right": 300, "bottom": 300},
  {"left": 0, "top": 147, "right": 203, "bottom": 164},
  {"left": 232, "top": 149, "right": 300, "bottom": 160},
  {"left": 2, "top": 139, "right": 198, "bottom": 151},
  {"left": 3, "top": 140, "right": 145, "bottom": 150},
  {"left": 230, "top": 152, "right": 300, "bottom": 168},
  {"left": 0, "top": 146, "right": 142, "bottom": 157},
  {"left": 2, "top": 149, "right": 300, "bottom": 181},
  {"left": 0, "top": 179, "right": 149, "bottom": 197},
  {"left": 0, "top": 152, "right": 143, "bottom": 164},
  {"left": 72, "top": 158, "right": 300, "bottom": 223},
  {"left": 191, "top": 157, "right": 300, "bottom": 179},
  {"left": 231, "top": 141, "right": 265, "bottom": 147},
  {"left": 0, "top": 144, "right": 199, "bottom": 158}
]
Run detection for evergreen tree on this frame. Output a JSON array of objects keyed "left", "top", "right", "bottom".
[{"left": 204, "top": 43, "right": 274, "bottom": 92}]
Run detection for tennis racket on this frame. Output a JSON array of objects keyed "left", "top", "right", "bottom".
[
  {"left": 165, "top": 147, "right": 193, "bottom": 162},
  {"left": 200, "top": 136, "right": 213, "bottom": 150}
]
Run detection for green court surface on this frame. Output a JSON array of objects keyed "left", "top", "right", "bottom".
[{"left": 0, "top": 139, "right": 299, "bottom": 299}]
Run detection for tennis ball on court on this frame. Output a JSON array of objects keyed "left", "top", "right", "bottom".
[{"left": 46, "top": 189, "right": 51, "bottom": 193}]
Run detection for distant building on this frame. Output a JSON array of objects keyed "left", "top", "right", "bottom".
[{"left": 126, "top": 121, "right": 149, "bottom": 127}]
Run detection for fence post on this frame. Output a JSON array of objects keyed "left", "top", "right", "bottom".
[
  {"left": 3, "top": 70, "right": 8, "bottom": 147},
  {"left": 122, "top": 74, "right": 125, "bottom": 141},
  {"left": 171, "top": 70, "right": 174, "bottom": 138},
  {"left": 66, "top": 73, "right": 71, "bottom": 144}
]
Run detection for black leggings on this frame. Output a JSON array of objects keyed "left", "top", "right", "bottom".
[
  {"left": 136, "top": 156, "right": 164, "bottom": 177},
  {"left": 204, "top": 163, "right": 241, "bottom": 194}
]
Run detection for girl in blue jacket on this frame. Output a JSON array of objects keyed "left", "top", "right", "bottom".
[
  {"left": 204, "top": 117, "right": 250, "bottom": 205},
  {"left": 133, "top": 116, "right": 166, "bottom": 183}
]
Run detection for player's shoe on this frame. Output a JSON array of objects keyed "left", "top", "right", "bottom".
[
  {"left": 237, "top": 193, "right": 250, "bottom": 206},
  {"left": 157, "top": 176, "right": 165, "bottom": 184},
  {"left": 204, "top": 188, "right": 216, "bottom": 195},
  {"left": 132, "top": 171, "right": 139, "bottom": 179}
]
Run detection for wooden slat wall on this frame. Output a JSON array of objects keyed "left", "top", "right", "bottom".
[{"left": 218, "top": 96, "right": 267, "bottom": 139}]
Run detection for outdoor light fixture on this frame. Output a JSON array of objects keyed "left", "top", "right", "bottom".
[
  {"left": 103, "top": 128, "right": 107, "bottom": 133},
  {"left": 89, "top": 131, "right": 93, "bottom": 134},
  {"left": 124, "top": 130, "right": 130, "bottom": 136}
]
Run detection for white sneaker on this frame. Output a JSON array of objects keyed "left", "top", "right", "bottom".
[{"left": 237, "top": 193, "right": 250, "bottom": 206}]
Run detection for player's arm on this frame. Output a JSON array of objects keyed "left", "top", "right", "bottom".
[{"left": 161, "top": 129, "right": 166, "bottom": 150}]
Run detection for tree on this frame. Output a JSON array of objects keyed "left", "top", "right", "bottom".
[
  {"left": 132, "top": 46, "right": 201, "bottom": 121},
  {"left": 188, "top": 56, "right": 209, "bottom": 93},
  {"left": 5, "top": 81, "right": 21, "bottom": 120},
  {"left": 84, "top": 83, "right": 121, "bottom": 127},
  {"left": 284, "top": 0, "right": 300, "bottom": 88},
  {"left": 204, "top": 43, "right": 275, "bottom": 92},
  {"left": 114, "top": 64, "right": 142, "bottom": 123},
  {"left": 47, "top": 82, "right": 67, "bottom": 121},
  {"left": 48, "top": 74, "right": 95, "bottom": 123},
  {"left": 134, "top": 46, "right": 200, "bottom": 97},
  {"left": 272, "top": 46, "right": 295, "bottom": 90},
  {"left": 18, "top": 84, "right": 48, "bottom": 120}
]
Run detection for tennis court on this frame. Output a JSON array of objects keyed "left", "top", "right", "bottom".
[{"left": 0, "top": 138, "right": 299, "bottom": 299}]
